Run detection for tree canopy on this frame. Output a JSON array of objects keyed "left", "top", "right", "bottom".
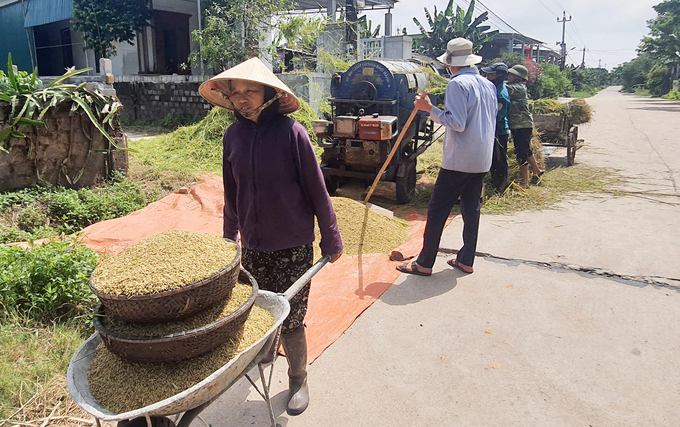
[
  {"left": 191, "top": 0, "right": 287, "bottom": 72},
  {"left": 413, "top": 0, "right": 497, "bottom": 58},
  {"left": 71, "top": 0, "right": 152, "bottom": 59},
  {"left": 639, "top": 0, "right": 680, "bottom": 65}
]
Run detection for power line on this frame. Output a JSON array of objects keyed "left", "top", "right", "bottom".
[
  {"left": 551, "top": 0, "right": 567, "bottom": 13},
  {"left": 569, "top": 22, "right": 588, "bottom": 47},
  {"left": 476, "top": 0, "right": 525, "bottom": 35},
  {"left": 457, "top": 0, "right": 517, "bottom": 34},
  {"left": 535, "top": 0, "right": 559, "bottom": 17},
  {"left": 589, "top": 49, "right": 637, "bottom": 53}
]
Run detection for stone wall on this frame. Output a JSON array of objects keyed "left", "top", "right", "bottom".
[
  {"left": 113, "top": 73, "right": 331, "bottom": 122},
  {"left": 0, "top": 102, "right": 127, "bottom": 192},
  {"left": 114, "top": 75, "right": 213, "bottom": 122}
]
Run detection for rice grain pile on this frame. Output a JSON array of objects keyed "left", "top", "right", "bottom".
[
  {"left": 91, "top": 230, "right": 238, "bottom": 296},
  {"left": 88, "top": 305, "right": 274, "bottom": 414},
  {"left": 102, "top": 282, "right": 253, "bottom": 336},
  {"left": 315, "top": 197, "right": 410, "bottom": 258}
]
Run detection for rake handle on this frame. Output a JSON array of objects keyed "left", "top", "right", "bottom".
[{"left": 363, "top": 106, "right": 420, "bottom": 204}]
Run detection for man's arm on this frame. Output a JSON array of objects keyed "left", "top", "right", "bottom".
[{"left": 414, "top": 80, "right": 468, "bottom": 132}]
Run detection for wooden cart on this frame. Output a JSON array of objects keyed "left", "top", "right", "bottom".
[{"left": 533, "top": 111, "right": 583, "bottom": 166}]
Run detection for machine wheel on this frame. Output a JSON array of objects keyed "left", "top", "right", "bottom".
[
  {"left": 395, "top": 160, "right": 417, "bottom": 204},
  {"left": 324, "top": 175, "right": 338, "bottom": 195}
]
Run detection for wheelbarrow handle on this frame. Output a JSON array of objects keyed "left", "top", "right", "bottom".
[{"left": 282, "top": 255, "right": 331, "bottom": 301}]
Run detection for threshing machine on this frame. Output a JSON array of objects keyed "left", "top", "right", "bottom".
[{"left": 312, "top": 60, "right": 438, "bottom": 203}]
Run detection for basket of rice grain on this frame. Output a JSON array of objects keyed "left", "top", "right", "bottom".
[
  {"left": 89, "top": 230, "right": 241, "bottom": 323},
  {"left": 93, "top": 269, "right": 258, "bottom": 363}
]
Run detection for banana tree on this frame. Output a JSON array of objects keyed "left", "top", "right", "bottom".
[
  {"left": 413, "top": 0, "right": 498, "bottom": 58},
  {"left": 0, "top": 54, "right": 123, "bottom": 156}
]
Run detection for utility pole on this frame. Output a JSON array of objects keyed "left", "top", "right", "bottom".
[
  {"left": 581, "top": 47, "right": 586, "bottom": 68},
  {"left": 346, "top": 0, "right": 358, "bottom": 59},
  {"left": 557, "top": 11, "right": 572, "bottom": 71},
  {"left": 598, "top": 59, "right": 602, "bottom": 69}
]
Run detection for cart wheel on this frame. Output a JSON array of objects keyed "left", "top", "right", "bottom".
[
  {"left": 567, "top": 129, "right": 577, "bottom": 166},
  {"left": 395, "top": 160, "right": 417, "bottom": 204},
  {"left": 118, "top": 417, "right": 175, "bottom": 427},
  {"left": 324, "top": 176, "right": 338, "bottom": 195}
]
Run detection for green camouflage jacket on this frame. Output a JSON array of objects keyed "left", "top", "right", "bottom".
[{"left": 506, "top": 82, "right": 533, "bottom": 129}]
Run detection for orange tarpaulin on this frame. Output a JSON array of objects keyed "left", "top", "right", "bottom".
[{"left": 79, "top": 174, "right": 440, "bottom": 363}]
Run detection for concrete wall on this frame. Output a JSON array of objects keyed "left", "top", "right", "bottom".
[
  {"left": 0, "top": 102, "right": 127, "bottom": 191},
  {"left": 383, "top": 36, "right": 412, "bottom": 60}
]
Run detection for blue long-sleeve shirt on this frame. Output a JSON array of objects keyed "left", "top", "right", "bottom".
[
  {"left": 429, "top": 67, "right": 498, "bottom": 173},
  {"left": 496, "top": 82, "right": 510, "bottom": 136}
]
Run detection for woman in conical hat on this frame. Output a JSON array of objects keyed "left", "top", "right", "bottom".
[{"left": 199, "top": 57, "right": 343, "bottom": 416}]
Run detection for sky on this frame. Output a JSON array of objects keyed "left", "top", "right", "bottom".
[{"left": 358, "top": 0, "right": 662, "bottom": 69}]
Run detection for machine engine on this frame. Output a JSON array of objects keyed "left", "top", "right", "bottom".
[{"left": 313, "top": 60, "right": 436, "bottom": 203}]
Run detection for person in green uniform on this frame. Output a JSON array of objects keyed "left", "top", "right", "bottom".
[{"left": 506, "top": 64, "right": 544, "bottom": 187}]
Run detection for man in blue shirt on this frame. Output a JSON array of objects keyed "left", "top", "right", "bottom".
[
  {"left": 481, "top": 62, "right": 511, "bottom": 191},
  {"left": 397, "top": 38, "right": 497, "bottom": 276}
]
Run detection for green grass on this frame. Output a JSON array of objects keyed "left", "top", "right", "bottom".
[
  {"left": 482, "top": 165, "right": 618, "bottom": 214},
  {"left": 568, "top": 88, "right": 600, "bottom": 98},
  {"left": 0, "top": 319, "right": 88, "bottom": 420},
  {"left": 128, "top": 100, "right": 321, "bottom": 180}
]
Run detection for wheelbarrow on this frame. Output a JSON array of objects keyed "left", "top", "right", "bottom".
[{"left": 67, "top": 255, "right": 331, "bottom": 427}]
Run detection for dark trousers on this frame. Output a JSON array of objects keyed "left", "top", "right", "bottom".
[
  {"left": 416, "top": 169, "right": 486, "bottom": 269},
  {"left": 510, "top": 128, "right": 533, "bottom": 165},
  {"left": 491, "top": 133, "right": 509, "bottom": 190}
]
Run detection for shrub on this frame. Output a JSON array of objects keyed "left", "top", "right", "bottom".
[
  {"left": 536, "top": 64, "right": 572, "bottom": 99},
  {"left": 0, "top": 238, "right": 99, "bottom": 324},
  {"left": 45, "top": 181, "right": 148, "bottom": 233},
  {"left": 17, "top": 205, "right": 48, "bottom": 231},
  {"left": 662, "top": 88, "right": 680, "bottom": 100},
  {"left": 646, "top": 64, "right": 670, "bottom": 96},
  {"left": 1, "top": 172, "right": 152, "bottom": 238},
  {"left": 0, "top": 226, "right": 31, "bottom": 244}
]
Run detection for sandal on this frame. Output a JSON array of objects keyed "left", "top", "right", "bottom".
[
  {"left": 396, "top": 261, "right": 431, "bottom": 277},
  {"left": 447, "top": 258, "right": 473, "bottom": 274}
]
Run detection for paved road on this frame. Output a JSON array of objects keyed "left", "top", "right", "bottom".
[{"left": 204, "top": 87, "right": 680, "bottom": 427}]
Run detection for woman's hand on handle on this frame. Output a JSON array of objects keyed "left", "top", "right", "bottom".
[{"left": 328, "top": 251, "right": 343, "bottom": 263}]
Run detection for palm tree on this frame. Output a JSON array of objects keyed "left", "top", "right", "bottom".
[{"left": 413, "top": 0, "right": 498, "bottom": 58}]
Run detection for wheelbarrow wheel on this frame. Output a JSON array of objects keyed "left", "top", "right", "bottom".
[
  {"left": 118, "top": 416, "right": 175, "bottom": 427},
  {"left": 395, "top": 160, "right": 417, "bottom": 204}
]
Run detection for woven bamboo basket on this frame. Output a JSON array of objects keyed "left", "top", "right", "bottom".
[
  {"left": 89, "top": 239, "right": 241, "bottom": 324},
  {"left": 93, "top": 269, "right": 258, "bottom": 364}
]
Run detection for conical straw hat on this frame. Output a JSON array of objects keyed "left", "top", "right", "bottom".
[{"left": 199, "top": 57, "right": 300, "bottom": 114}]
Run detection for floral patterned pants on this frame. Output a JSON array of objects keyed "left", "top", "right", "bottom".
[{"left": 241, "top": 244, "right": 313, "bottom": 334}]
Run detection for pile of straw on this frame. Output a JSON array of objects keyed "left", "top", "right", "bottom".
[
  {"left": 530, "top": 99, "right": 564, "bottom": 115},
  {"left": 565, "top": 98, "right": 593, "bottom": 124}
]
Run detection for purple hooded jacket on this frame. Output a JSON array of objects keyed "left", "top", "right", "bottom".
[{"left": 222, "top": 104, "right": 343, "bottom": 256}]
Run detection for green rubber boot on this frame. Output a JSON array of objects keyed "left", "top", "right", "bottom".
[{"left": 281, "top": 327, "right": 309, "bottom": 416}]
